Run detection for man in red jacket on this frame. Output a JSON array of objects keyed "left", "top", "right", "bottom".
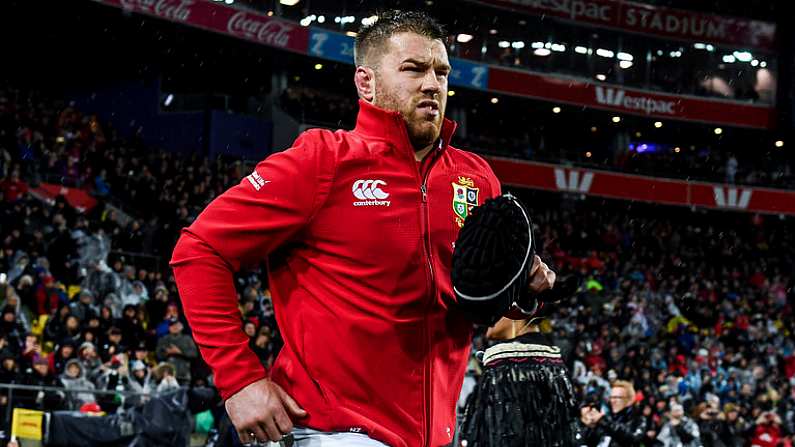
[{"left": 170, "top": 10, "right": 555, "bottom": 447}]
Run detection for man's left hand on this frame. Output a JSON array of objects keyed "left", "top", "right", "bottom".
[{"left": 528, "top": 255, "right": 555, "bottom": 294}]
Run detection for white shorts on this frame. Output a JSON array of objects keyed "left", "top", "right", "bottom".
[{"left": 265, "top": 427, "right": 390, "bottom": 447}]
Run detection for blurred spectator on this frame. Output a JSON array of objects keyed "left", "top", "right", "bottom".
[
  {"left": 580, "top": 380, "right": 645, "bottom": 446},
  {"left": 726, "top": 154, "right": 738, "bottom": 184},
  {"left": 151, "top": 362, "right": 180, "bottom": 394},
  {"left": 77, "top": 341, "right": 102, "bottom": 383},
  {"left": 49, "top": 337, "right": 77, "bottom": 376},
  {"left": 720, "top": 403, "right": 750, "bottom": 447},
  {"left": 69, "top": 289, "right": 98, "bottom": 322},
  {"left": 155, "top": 319, "right": 197, "bottom": 384},
  {"left": 657, "top": 402, "right": 701, "bottom": 446},
  {"left": 126, "top": 359, "right": 152, "bottom": 406},
  {"left": 0, "top": 170, "right": 26, "bottom": 203},
  {"left": 750, "top": 411, "right": 782, "bottom": 447},
  {"left": 58, "top": 358, "right": 96, "bottom": 410},
  {"left": 18, "top": 355, "right": 62, "bottom": 411}
]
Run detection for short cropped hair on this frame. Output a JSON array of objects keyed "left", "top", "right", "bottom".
[
  {"left": 611, "top": 380, "right": 636, "bottom": 405},
  {"left": 354, "top": 10, "right": 447, "bottom": 67}
]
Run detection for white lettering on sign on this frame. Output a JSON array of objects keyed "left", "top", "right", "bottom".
[
  {"left": 120, "top": 0, "right": 194, "bottom": 22},
  {"left": 554, "top": 168, "right": 594, "bottom": 193},
  {"left": 624, "top": 7, "right": 728, "bottom": 40},
  {"left": 713, "top": 187, "right": 752, "bottom": 209},
  {"left": 595, "top": 87, "right": 677, "bottom": 115},
  {"left": 227, "top": 11, "right": 294, "bottom": 48},
  {"left": 509, "top": 0, "right": 613, "bottom": 22}
]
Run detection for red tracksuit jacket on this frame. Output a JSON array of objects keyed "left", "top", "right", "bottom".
[{"left": 170, "top": 100, "right": 500, "bottom": 447}]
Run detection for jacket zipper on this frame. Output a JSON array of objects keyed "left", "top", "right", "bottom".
[
  {"left": 418, "top": 144, "right": 442, "bottom": 447},
  {"left": 396, "top": 117, "right": 444, "bottom": 446}
]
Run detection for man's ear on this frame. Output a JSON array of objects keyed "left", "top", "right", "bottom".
[{"left": 354, "top": 66, "right": 375, "bottom": 103}]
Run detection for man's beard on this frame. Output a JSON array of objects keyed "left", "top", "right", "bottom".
[{"left": 374, "top": 83, "right": 442, "bottom": 151}]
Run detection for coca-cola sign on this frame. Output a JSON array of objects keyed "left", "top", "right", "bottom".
[
  {"left": 119, "top": 0, "right": 193, "bottom": 22},
  {"left": 226, "top": 11, "right": 294, "bottom": 48},
  {"left": 93, "top": 0, "right": 310, "bottom": 53}
]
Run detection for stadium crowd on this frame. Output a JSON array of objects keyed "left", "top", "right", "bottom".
[
  {"left": 500, "top": 195, "right": 795, "bottom": 446},
  {"left": 1, "top": 84, "right": 794, "bottom": 446}
]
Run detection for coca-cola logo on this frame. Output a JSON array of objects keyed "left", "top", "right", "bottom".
[
  {"left": 119, "top": 0, "right": 193, "bottom": 22},
  {"left": 226, "top": 11, "right": 293, "bottom": 48}
]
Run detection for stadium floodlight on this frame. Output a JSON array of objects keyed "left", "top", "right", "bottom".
[
  {"left": 616, "top": 52, "right": 633, "bottom": 61},
  {"left": 498, "top": 41, "right": 510, "bottom": 48},
  {"left": 706, "top": 44, "right": 715, "bottom": 51},
  {"left": 714, "top": 127, "right": 723, "bottom": 135},
  {"left": 693, "top": 43, "right": 706, "bottom": 49},
  {"left": 551, "top": 44, "right": 566, "bottom": 52},
  {"left": 611, "top": 116, "right": 621, "bottom": 123},
  {"left": 224, "top": 0, "right": 233, "bottom": 4},
  {"left": 722, "top": 55, "right": 736, "bottom": 63},
  {"left": 533, "top": 48, "right": 551, "bottom": 56},
  {"left": 574, "top": 46, "right": 588, "bottom": 54},
  {"left": 596, "top": 48, "right": 614, "bottom": 58},
  {"left": 552, "top": 107, "right": 561, "bottom": 114},
  {"left": 163, "top": 94, "right": 174, "bottom": 107},
  {"left": 317, "top": 15, "right": 325, "bottom": 23},
  {"left": 751, "top": 59, "right": 759, "bottom": 67},
  {"left": 760, "top": 61, "right": 767, "bottom": 67},
  {"left": 531, "top": 42, "right": 545, "bottom": 49},
  {"left": 619, "top": 60, "right": 633, "bottom": 69},
  {"left": 733, "top": 51, "right": 753, "bottom": 62},
  {"left": 596, "top": 74, "right": 607, "bottom": 81},
  {"left": 654, "top": 121, "right": 663, "bottom": 128},
  {"left": 448, "top": 90, "right": 456, "bottom": 97},
  {"left": 361, "top": 15, "right": 378, "bottom": 26},
  {"left": 456, "top": 34, "right": 474, "bottom": 43},
  {"left": 775, "top": 140, "right": 784, "bottom": 148},
  {"left": 279, "top": 0, "right": 300, "bottom": 5},
  {"left": 490, "top": 97, "right": 499, "bottom": 104},
  {"left": 511, "top": 41, "right": 525, "bottom": 49}
]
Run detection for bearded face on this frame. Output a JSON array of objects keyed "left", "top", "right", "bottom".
[{"left": 367, "top": 32, "right": 450, "bottom": 151}]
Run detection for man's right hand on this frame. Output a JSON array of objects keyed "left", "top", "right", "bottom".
[{"left": 225, "top": 378, "right": 308, "bottom": 444}]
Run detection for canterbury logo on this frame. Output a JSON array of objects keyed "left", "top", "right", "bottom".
[
  {"left": 352, "top": 179, "right": 391, "bottom": 207},
  {"left": 554, "top": 168, "right": 594, "bottom": 193},
  {"left": 713, "top": 186, "right": 751, "bottom": 209}
]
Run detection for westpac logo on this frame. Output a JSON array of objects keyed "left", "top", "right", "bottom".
[
  {"left": 554, "top": 168, "right": 594, "bottom": 193},
  {"left": 713, "top": 186, "right": 752, "bottom": 209},
  {"left": 595, "top": 86, "right": 677, "bottom": 115},
  {"left": 352, "top": 179, "right": 391, "bottom": 207}
]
